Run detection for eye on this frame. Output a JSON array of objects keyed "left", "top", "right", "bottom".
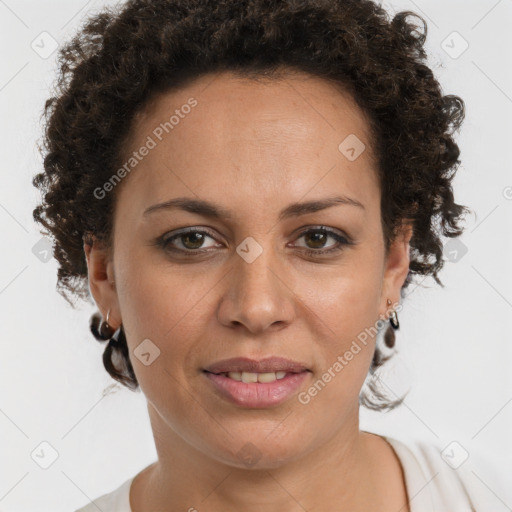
[
  {"left": 154, "top": 225, "right": 353, "bottom": 257},
  {"left": 293, "top": 226, "right": 351, "bottom": 255},
  {"left": 158, "top": 227, "right": 220, "bottom": 253}
]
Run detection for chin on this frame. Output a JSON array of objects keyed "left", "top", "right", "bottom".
[{"left": 205, "top": 426, "right": 318, "bottom": 470}]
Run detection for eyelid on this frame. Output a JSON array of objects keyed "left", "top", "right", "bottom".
[
  {"left": 156, "top": 225, "right": 353, "bottom": 255},
  {"left": 160, "top": 226, "right": 220, "bottom": 248},
  {"left": 293, "top": 225, "right": 350, "bottom": 241},
  {"left": 291, "top": 226, "right": 352, "bottom": 253},
  {"left": 162, "top": 226, "right": 218, "bottom": 240}
]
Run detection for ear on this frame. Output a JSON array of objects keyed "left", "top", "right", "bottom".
[
  {"left": 379, "top": 222, "right": 413, "bottom": 318},
  {"left": 84, "top": 236, "right": 121, "bottom": 329}
]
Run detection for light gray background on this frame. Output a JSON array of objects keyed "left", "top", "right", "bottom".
[{"left": 1, "top": 0, "right": 511, "bottom": 510}]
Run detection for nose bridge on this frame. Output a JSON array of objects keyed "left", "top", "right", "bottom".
[
  {"left": 236, "top": 237, "right": 278, "bottom": 294},
  {"left": 218, "top": 235, "right": 294, "bottom": 333}
]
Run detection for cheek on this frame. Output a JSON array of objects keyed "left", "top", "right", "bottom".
[
  {"left": 303, "top": 248, "right": 384, "bottom": 334},
  {"left": 299, "top": 251, "right": 383, "bottom": 385},
  {"left": 116, "top": 235, "right": 384, "bottom": 352},
  {"left": 115, "top": 238, "right": 190, "bottom": 329},
  {"left": 115, "top": 229, "right": 383, "bottom": 375},
  {"left": 109, "top": 235, "right": 384, "bottom": 463},
  {"left": 297, "top": 281, "right": 381, "bottom": 420},
  {"left": 114, "top": 250, "right": 217, "bottom": 378}
]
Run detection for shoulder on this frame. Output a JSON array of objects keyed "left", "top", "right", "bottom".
[
  {"left": 379, "top": 434, "right": 508, "bottom": 512},
  {"left": 74, "top": 475, "right": 135, "bottom": 512}
]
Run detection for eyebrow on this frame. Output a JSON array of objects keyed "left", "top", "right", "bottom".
[{"left": 143, "top": 195, "right": 365, "bottom": 221}]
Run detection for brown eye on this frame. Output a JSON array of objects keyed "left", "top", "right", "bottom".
[
  {"left": 302, "top": 230, "right": 330, "bottom": 249},
  {"left": 179, "top": 232, "right": 207, "bottom": 250},
  {"left": 294, "top": 227, "right": 350, "bottom": 254},
  {"left": 160, "top": 228, "right": 219, "bottom": 253}
]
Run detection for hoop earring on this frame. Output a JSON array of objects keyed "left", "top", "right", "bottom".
[
  {"left": 386, "top": 298, "right": 400, "bottom": 330},
  {"left": 99, "top": 308, "right": 116, "bottom": 339}
]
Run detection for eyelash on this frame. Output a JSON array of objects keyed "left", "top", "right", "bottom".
[{"left": 155, "top": 226, "right": 353, "bottom": 257}]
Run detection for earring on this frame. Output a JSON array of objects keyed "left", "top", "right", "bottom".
[
  {"left": 386, "top": 298, "right": 400, "bottom": 330},
  {"left": 99, "top": 308, "right": 116, "bottom": 339}
]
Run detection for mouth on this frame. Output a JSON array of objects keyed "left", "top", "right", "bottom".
[
  {"left": 202, "top": 356, "right": 311, "bottom": 408},
  {"left": 203, "top": 356, "right": 310, "bottom": 375},
  {"left": 204, "top": 370, "right": 291, "bottom": 383}
]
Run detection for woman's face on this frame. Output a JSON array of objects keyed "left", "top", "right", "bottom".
[{"left": 87, "top": 70, "right": 411, "bottom": 468}]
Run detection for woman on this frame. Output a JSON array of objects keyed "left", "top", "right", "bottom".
[{"left": 32, "top": 0, "right": 495, "bottom": 510}]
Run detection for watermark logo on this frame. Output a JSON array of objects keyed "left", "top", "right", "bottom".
[
  {"left": 94, "top": 97, "right": 198, "bottom": 200},
  {"left": 31, "top": 441, "right": 59, "bottom": 469},
  {"left": 236, "top": 237, "right": 264, "bottom": 264},
  {"left": 298, "top": 301, "right": 402, "bottom": 405},
  {"left": 31, "top": 31, "right": 58, "bottom": 59},
  {"left": 236, "top": 442, "right": 262, "bottom": 468},
  {"left": 441, "top": 31, "right": 469, "bottom": 60},
  {"left": 441, "top": 441, "right": 469, "bottom": 469},
  {"left": 338, "top": 134, "right": 366, "bottom": 161},
  {"left": 443, "top": 238, "right": 468, "bottom": 263},
  {"left": 32, "top": 236, "right": 53, "bottom": 263},
  {"left": 133, "top": 338, "right": 161, "bottom": 366}
]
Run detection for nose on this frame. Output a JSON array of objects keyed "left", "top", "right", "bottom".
[{"left": 217, "top": 242, "right": 296, "bottom": 335}]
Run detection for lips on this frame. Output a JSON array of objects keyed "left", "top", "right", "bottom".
[
  {"left": 204, "top": 369, "right": 310, "bottom": 408},
  {"left": 203, "top": 356, "right": 310, "bottom": 375}
]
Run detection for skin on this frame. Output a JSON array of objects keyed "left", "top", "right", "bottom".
[{"left": 85, "top": 69, "right": 413, "bottom": 512}]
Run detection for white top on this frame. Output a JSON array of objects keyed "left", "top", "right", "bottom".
[{"left": 74, "top": 435, "right": 504, "bottom": 512}]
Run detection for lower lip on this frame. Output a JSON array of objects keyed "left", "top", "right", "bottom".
[{"left": 203, "top": 371, "right": 310, "bottom": 408}]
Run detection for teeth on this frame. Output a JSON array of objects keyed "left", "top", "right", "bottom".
[
  {"left": 241, "top": 372, "right": 258, "bottom": 383},
  {"left": 257, "top": 372, "right": 278, "bottom": 383},
  {"left": 226, "top": 371, "right": 288, "bottom": 383}
]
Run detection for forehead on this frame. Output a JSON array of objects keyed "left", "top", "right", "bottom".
[
  {"left": 133, "top": 69, "right": 376, "bottom": 154},
  {"left": 115, "top": 70, "right": 380, "bottom": 219}
]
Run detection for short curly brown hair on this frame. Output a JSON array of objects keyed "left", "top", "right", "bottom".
[{"left": 32, "top": 0, "right": 469, "bottom": 409}]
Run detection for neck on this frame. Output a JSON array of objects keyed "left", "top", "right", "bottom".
[{"left": 130, "top": 403, "right": 397, "bottom": 512}]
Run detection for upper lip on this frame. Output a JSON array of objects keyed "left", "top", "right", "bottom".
[{"left": 204, "top": 357, "right": 310, "bottom": 374}]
